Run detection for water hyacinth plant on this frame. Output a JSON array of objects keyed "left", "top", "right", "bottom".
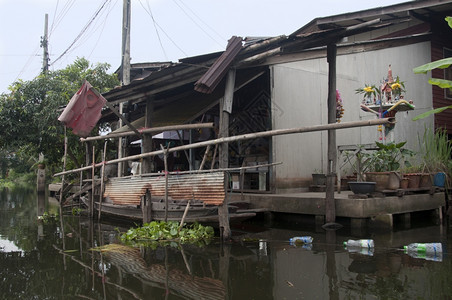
[{"left": 119, "top": 221, "right": 215, "bottom": 246}]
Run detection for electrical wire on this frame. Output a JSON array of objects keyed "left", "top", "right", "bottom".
[
  {"left": 87, "top": 0, "right": 119, "bottom": 60},
  {"left": 49, "top": 0, "right": 77, "bottom": 38},
  {"left": 13, "top": 45, "right": 41, "bottom": 85},
  {"left": 51, "top": 0, "right": 112, "bottom": 66},
  {"left": 173, "top": 0, "right": 225, "bottom": 47},
  {"left": 140, "top": 0, "right": 187, "bottom": 57},
  {"left": 140, "top": 0, "right": 168, "bottom": 60}
]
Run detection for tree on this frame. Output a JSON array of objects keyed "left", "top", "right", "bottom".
[
  {"left": 0, "top": 57, "right": 119, "bottom": 176},
  {"left": 412, "top": 16, "right": 452, "bottom": 120}
]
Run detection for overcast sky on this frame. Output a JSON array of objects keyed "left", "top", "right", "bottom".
[{"left": 0, "top": 0, "right": 408, "bottom": 94}]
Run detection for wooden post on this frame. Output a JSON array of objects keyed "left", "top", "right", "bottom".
[
  {"left": 160, "top": 145, "right": 169, "bottom": 222},
  {"left": 326, "top": 44, "right": 337, "bottom": 224},
  {"left": 98, "top": 141, "right": 107, "bottom": 220},
  {"left": 59, "top": 129, "right": 68, "bottom": 215},
  {"left": 118, "top": 0, "right": 131, "bottom": 177},
  {"left": 90, "top": 146, "right": 95, "bottom": 218},
  {"left": 218, "top": 69, "right": 235, "bottom": 240},
  {"left": 141, "top": 98, "right": 153, "bottom": 173},
  {"left": 141, "top": 188, "right": 152, "bottom": 223}
]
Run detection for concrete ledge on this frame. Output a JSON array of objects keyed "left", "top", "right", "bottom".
[{"left": 232, "top": 191, "right": 446, "bottom": 219}]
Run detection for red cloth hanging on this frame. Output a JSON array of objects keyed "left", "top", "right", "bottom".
[{"left": 58, "top": 80, "right": 106, "bottom": 137}]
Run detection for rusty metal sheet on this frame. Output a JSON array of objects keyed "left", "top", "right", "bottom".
[
  {"left": 194, "top": 36, "right": 243, "bottom": 94},
  {"left": 104, "top": 171, "right": 225, "bottom": 206}
]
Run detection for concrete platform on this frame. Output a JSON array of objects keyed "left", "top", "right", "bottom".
[{"left": 230, "top": 190, "right": 446, "bottom": 229}]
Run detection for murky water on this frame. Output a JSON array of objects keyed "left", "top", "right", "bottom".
[{"left": 1, "top": 187, "right": 451, "bottom": 299}]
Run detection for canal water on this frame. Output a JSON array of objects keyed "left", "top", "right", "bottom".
[{"left": 1, "top": 186, "right": 451, "bottom": 299}]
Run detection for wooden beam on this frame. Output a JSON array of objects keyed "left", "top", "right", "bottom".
[
  {"left": 104, "top": 101, "right": 141, "bottom": 137},
  {"left": 54, "top": 117, "right": 395, "bottom": 177},
  {"left": 218, "top": 69, "right": 235, "bottom": 240},
  {"left": 80, "top": 122, "right": 214, "bottom": 142}
]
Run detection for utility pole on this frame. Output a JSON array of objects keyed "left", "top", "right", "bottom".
[
  {"left": 41, "top": 13, "right": 49, "bottom": 73},
  {"left": 118, "top": 0, "right": 131, "bottom": 177}
]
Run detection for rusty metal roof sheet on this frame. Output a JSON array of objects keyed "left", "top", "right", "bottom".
[
  {"left": 194, "top": 36, "right": 243, "bottom": 94},
  {"left": 104, "top": 171, "right": 225, "bottom": 206}
]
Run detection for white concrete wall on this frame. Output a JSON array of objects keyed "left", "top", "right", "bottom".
[{"left": 271, "top": 42, "right": 434, "bottom": 190}]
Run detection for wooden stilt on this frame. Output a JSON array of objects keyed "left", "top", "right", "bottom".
[
  {"left": 326, "top": 44, "right": 337, "bottom": 224},
  {"left": 141, "top": 189, "right": 152, "bottom": 223}
]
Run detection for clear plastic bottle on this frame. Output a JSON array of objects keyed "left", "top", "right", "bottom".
[
  {"left": 346, "top": 245, "right": 374, "bottom": 256},
  {"left": 289, "top": 236, "right": 313, "bottom": 245},
  {"left": 403, "top": 243, "right": 442, "bottom": 254},
  {"left": 343, "top": 239, "right": 374, "bottom": 249}
]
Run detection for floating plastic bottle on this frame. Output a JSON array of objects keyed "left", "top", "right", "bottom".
[
  {"left": 345, "top": 245, "right": 374, "bottom": 256},
  {"left": 343, "top": 239, "right": 374, "bottom": 249},
  {"left": 405, "top": 250, "right": 443, "bottom": 262},
  {"left": 289, "top": 236, "right": 313, "bottom": 245},
  {"left": 404, "top": 243, "right": 443, "bottom": 262},
  {"left": 403, "top": 243, "right": 442, "bottom": 254}
]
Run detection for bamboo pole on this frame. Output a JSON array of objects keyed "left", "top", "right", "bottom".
[
  {"left": 80, "top": 123, "right": 214, "bottom": 142},
  {"left": 199, "top": 145, "right": 211, "bottom": 171},
  {"left": 176, "top": 130, "right": 191, "bottom": 165},
  {"left": 54, "top": 118, "right": 395, "bottom": 177},
  {"left": 98, "top": 141, "right": 107, "bottom": 220},
  {"left": 211, "top": 144, "right": 218, "bottom": 170},
  {"left": 90, "top": 146, "right": 95, "bottom": 218},
  {"left": 160, "top": 145, "right": 169, "bottom": 222}
]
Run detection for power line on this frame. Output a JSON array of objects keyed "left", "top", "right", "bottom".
[
  {"left": 172, "top": 0, "right": 224, "bottom": 48},
  {"left": 140, "top": 0, "right": 168, "bottom": 60},
  {"left": 87, "top": 0, "right": 119, "bottom": 60},
  {"left": 51, "top": 0, "right": 112, "bottom": 66},
  {"left": 139, "top": 0, "right": 187, "bottom": 58},
  {"left": 175, "top": 0, "right": 225, "bottom": 44},
  {"left": 49, "top": 0, "right": 77, "bottom": 38}
]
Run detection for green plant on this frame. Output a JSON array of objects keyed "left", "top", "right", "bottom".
[
  {"left": 119, "top": 221, "right": 214, "bottom": 246},
  {"left": 313, "top": 168, "right": 324, "bottom": 174},
  {"left": 390, "top": 76, "right": 405, "bottom": 96},
  {"left": 413, "top": 16, "right": 452, "bottom": 120},
  {"left": 71, "top": 207, "right": 83, "bottom": 215},
  {"left": 369, "top": 141, "right": 415, "bottom": 172},
  {"left": 343, "top": 145, "right": 376, "bottom": 181},
  {"left": 355, "top": 84, "right": 380, "bottom": 99},
  {"left": 418, "top": 127, "right": 452, "bottom": 184}
]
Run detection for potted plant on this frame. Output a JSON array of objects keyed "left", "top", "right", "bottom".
[
  {"left": 365, "top": 141, "right": 415, "bottom": 190},
  {"left": 343, "top": 145, "right": 376, "bottom": 194},
  {"left": 312, "top": 169, "right": 326, "bottom": 186},
  {"left": 418, "top": 127, "right": 452, "bottom": 188}
]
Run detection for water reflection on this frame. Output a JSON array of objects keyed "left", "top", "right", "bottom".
[{"left": 0, "top": 187, "right": 451, "bottom": 299}]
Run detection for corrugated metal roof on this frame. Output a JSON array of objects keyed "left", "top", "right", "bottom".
[
  {"left": 291, "top": 0, "right": 452, "bottom": 36},
  {"left": 104, "top": 171, "right": 226, "bottom": 206}
]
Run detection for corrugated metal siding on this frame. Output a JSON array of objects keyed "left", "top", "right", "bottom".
[{"left": 104, "top": 172, "right": 225, "bottom": 206}]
